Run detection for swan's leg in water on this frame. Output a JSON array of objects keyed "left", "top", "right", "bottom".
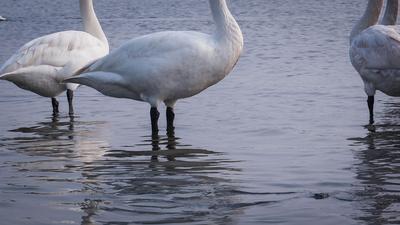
[
  {"left": 52, "top": 98, "right": 59, "bottom": 115},
  {"left": 150, "top": 107, "right": 160, "bottom": 134},
  {"left": 166, "top": 107, "right": 175, "bottom": 132},
  {"left": 67, "top": 89, "right": 74, "bottom": 115},
  {"left": 368, "top": 96, "right": 374, "bottom": 125}
]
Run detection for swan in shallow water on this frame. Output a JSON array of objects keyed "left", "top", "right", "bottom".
[
  {"left": 349, "top": 0, "right": 400, "bottom": 127},
  {"left": 0, "top": 0, "right": 109, "bottom": 115},
  {"left": 0, "top": 16, "right": 6, "bottom": 21},
  {"left": 66, "top": 0, "right": 243, "bottom": 133}
]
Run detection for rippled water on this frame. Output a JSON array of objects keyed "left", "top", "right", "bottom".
[{"left": 0, "top": 0, "right": 399, "bottom": 224}]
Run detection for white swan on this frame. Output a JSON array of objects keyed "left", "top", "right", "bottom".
[
  {"left": 0, "top": 0, "right": 109, "bottom": 115},
  {"left": 65, "top": 0, "right": 243, "bottom": 133},
  {"left": 349, "top": 0, "right": 400, "bottom": 127},
  {"left": 381, "top": 0, "right": 398, "bottom": 25},
  {"left": 0, "top": 16, "right": 6, "bottom": 21}
]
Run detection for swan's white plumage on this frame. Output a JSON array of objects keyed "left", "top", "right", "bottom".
[
  {"left": 70, "top": 31, "right": 226, "bottom": 105},
  {"left": 0, "top": 31, "right": 108, "bottom": 97},
  {"left": 351, "top": 20, "right": 400, "bottom": 96},
  {"left": 66, "top": 0, "right": 243, "bottom": 108},
  {"left": 0, "top": 0, "right": 108, "bottom": 102}
]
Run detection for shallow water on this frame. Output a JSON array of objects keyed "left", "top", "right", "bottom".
[{"left": 0, "top": 0, "right": 400, "bottom": 224}]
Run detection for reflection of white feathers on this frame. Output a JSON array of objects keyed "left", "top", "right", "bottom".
[
  {"left": 0, "top": 0, "right": 108, "bottom": 98},
  {"left": 73, "top": 123, "right": 110, "bottom": 163},
  {"left": 65, "top": 0, "right": 243, "bottom": 109}
]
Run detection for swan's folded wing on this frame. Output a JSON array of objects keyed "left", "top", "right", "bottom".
[
  {"left": 0, "top": 31, "right": 107, "bottom": 75},
  {"left": 350, "top": 25, "right": 400, "bottom": 70},
  {"left": 83, "top": 31, "right": 215, "bottom": 74}
]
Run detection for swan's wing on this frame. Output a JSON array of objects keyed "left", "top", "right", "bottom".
[
  {"left": 84, "top": 31, "right": 216, "bottom": 75},
  {"left": 0, "top": 30, "right": 108, "bottom": 76},
  {"left": 350, "top": 25, "right": 400, "bottom": 70}
]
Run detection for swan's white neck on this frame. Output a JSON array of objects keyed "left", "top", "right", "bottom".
[
  {"left": 350, "top": 0, "right": 384, "bottom": 41},
  {"left": 381, "top": 0, "right": 398, "bottom": 25},
  {"left": 209, "top": 0, "right": 243, "bottom": 49},
  {"left": 80, "top": 0, "right": 109, "bottom": 51}
]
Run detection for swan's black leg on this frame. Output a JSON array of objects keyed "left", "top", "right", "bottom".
[
  {"left": 150, "top": 107, "right": 160, "bottom": 134},
  {"left": 67, "top": 89, "right": 74, "bottom": 116},
  {"left": 51, "top": 98, "right": 59, "bottom": 116},
  {"left": 368, "top": 96, "right": 374, "bottom": 125},
  {"left": 166, "top": 107, "right": 175, "bottom": 133}
]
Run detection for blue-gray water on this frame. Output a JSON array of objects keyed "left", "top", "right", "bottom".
[{"left": 0, "top": 0, "right": 399, "bottom": 224}]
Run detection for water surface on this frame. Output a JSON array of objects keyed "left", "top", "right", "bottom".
[{"left": 0, "top": 0, "right": 399, "bottom": 224}]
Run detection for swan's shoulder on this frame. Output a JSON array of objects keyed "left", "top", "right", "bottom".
[
  {"left": 0, "top": 30, "right": 107, "bottom": 74},
  {"left": 350, "top": 25, "right": 400, "bottom": 70}
]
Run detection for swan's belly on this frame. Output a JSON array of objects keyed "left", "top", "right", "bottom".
[
  {"left": 363, "top": 69, "right": 400, "bottom": 96},
  {"left": 150, "top": 70, "right": 227, "bottom": 102},
  {"left": 12, "top": 79, "right": 66, "bottom": 97},
  {"left": 377, "top": 80, "right": 400, "bottom": 96}
]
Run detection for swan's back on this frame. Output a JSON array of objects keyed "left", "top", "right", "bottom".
[
  {"left": 350, "top": 25, "right": 400, "bottom": 71},
  {"left": 0, "top": 30, "right": 108, "bottom": 77}
]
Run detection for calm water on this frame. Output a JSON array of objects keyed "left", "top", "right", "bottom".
[{"left": 0, "top": 0, "right": 400, "bottom": 224}]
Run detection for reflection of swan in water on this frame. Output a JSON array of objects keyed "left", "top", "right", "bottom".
[
  {"left": 106, "top": 131, "right": 224, "bottom": 170},
  {"left": 1, "top": 125, "right": 295, "bottom": 224},
  {"left": 3, "top": 115, "right": 110, "bottom": 162},
  {"left": 77, "top": 131, "right": 269, "bottom": 224},
  {"left": 349, "top": 102, "right": 400, "bottom": 224}
]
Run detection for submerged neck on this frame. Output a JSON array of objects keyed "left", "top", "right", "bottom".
[
  {"left": 80, "top": 0, "right": 109, "bottom": 51},
  {"left": 350, "top": 0, "right": 384, "bottom": 41},
  {"left": 209, "top": 0, "right": 243, "bottom": 47},
  {"left": 381, "top": 0, "right": 398, "bottom": 25}
]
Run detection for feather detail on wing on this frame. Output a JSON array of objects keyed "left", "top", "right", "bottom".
[
  {"left": 0, "top": 30, "right": 108, "bottom": 75},
  {"left": 350, "top": 25, "right": 400, "bottom": 70}
]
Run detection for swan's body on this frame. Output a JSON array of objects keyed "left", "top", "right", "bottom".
[
  {"left": 350, "top": 0, "right": 400, "bottom": 126},
  {"left": 66, "top": 0, "right": 243, "bottom": 133},
  {"left": 0, "top": 0, "right": 108, "bottom": 115},
  {"left": 0, "top": 16, "right": 6, "bottom": 21}
]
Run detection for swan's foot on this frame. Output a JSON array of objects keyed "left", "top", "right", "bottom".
[
  {"left": 51, "top": 98, "right": 59, "bottom": 116},
  {"left": 150, "top": 107, "right": 160, "bottom": 134},
  {"left": 67, "top": 89, "right": 74, "bottom": 116},
  {"left": 166, "top": 107, "right": 175, "bottom": 133}
]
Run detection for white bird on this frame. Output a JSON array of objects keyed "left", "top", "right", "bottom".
[
  {"left": 65, "top": 0, "right": 243, "bottom": 133},
  {"left": 350, "top": 0, "right": 400, "bottom": 127},
  {"left": 0, "top": 0, "right": 109, "bottom": 116},
  {"left": 0, "top": 16, "right": 6, "bottom": 21}
]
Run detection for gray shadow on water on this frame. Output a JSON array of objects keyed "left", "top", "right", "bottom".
[
  {"left": 349, "top": 102, "right": 400, "bottom": 225},
  {"left": 0, "top": 116, "right": 283, "bottom": 225}
]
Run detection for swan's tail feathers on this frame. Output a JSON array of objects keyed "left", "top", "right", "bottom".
[
  {"left": 1, "top": 66, "right": 56, "bottom": 82},
  {"left": 64, "top": 72, "right": 130, "bottom": 99},
  {"left": 63, "top": 74, "right": 92, "bottom": 86},
  {"left": 73, "top": 58, "right": 100, "bottom": 77},
  {"left": 0, "top": 71, "right": 20, "bottom": 81}
]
